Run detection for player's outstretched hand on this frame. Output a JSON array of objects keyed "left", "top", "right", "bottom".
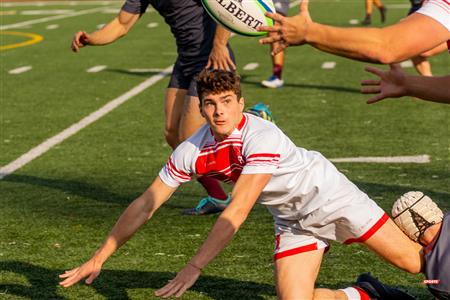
[
  {"left": 154, "top": 263, "right": 201, "bottom": 298},
  {"left": 361, "top": 64, "right": 407, "bottom": 104},
  {"left": 71, "top": 31, "right": 91, "bottom": 52},
  {"left": 59, "top": 257, "right": 103, "bottom": 288},
  {"left": 207, "top": 44, "right": 236, "bottom": 71},
  {"left": 258, "top": 0, "right": 312, "bottom": 55}
]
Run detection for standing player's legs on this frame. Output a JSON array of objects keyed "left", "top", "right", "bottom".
[
  {"left": 164, "top": 88, "right": 187, "bottom": 149},
  {"left": 178, "top": 94, "right": 205, "bottom": 142}
]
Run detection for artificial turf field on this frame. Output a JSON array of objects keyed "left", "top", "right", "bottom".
[{"left": 1, "top": 0, "right": 449, "bottom": 299}]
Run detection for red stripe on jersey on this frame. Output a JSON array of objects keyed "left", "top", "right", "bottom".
[
  {"left": 344, "top": 213, "right": 389, "bottom": 244},
  {"left": 167, "top": 158, "right": 191, "bottom": 181},
  {"left": 248, "top": 153, "right": 281, "bottom": 159},
  {"left": 274, "top": 243, "right": 318, "bottom": 260},
  {"left": 237, "top": 114, "right": 248, "bottom": 130},
  {"left": 447, "top": 40, "right": 450, "bottom": 53}
]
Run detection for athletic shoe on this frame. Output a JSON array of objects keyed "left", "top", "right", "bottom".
[
  {"left": 355, "top": 273, "right": 417, "bottom": 300},
  {"left": 379, "top": 6, "right": 387, "bottom": 23},
  {"left": 362, "top": 15, "right": 372, "bottom": 25},
  {"left": 245, "top": 102, "right": 275, "bottom": 123},
  {"left": 182, "top": 195, "right": 231, "bottom": 215},
  {"left": 261, "top": 75, "right": 284, "bottom": 88}
]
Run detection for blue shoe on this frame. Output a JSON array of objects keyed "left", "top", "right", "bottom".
[
  {"left": 261, "top": 75, "right": 284, "bottom": 88},
  {"left": 182, "top": 195, "right": 231, "bottom": 215},
  {"left": 245, "top": 102, "right": 275, "bottom": 123}
]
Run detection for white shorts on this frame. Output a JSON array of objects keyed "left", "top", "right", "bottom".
[{"left": 273, "top": 192, "right": 388, "bottom": 260}]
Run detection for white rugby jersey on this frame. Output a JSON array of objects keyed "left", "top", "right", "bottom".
[
  {"left": 159, "top": 113, "right": 358, "bottom": 219},
  {"left": 417, "top": 0, "right": 450, "bottom": 32}
]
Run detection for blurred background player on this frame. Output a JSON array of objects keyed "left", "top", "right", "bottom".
[
  {"left": 261, "top": 0, "right": 290, "bottom": 89},
  {"left": 362, "top": 0, "right": 387, "bottom": 25},
  {"left": 71, "top": 0, "right": 236, "bottom": 214}
]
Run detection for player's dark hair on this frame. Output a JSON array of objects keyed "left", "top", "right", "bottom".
[{"left": 196, "top": 69, "right": 241, "bottom": 103}]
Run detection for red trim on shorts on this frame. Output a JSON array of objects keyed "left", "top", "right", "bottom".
[
  {"left": 344, "top": 213, "right": 389, "bottom": 244},
  {"left": 354, "top": 286, "right": 371, "bottom": 300},
  {"left": 274, "top": 242, "right": 318, "bottom": 260}
]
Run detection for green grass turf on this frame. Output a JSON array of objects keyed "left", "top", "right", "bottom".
[{"left": 1, "top": 0, "right": 449, "bottom": 299}]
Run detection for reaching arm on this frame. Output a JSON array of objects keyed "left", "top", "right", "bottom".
[
  {"left": 154, "top": 173, "right": 273, "bottom": 298},
  {"left": 362, "top": 64, "right": 450, "bottom": 104},
  {"left": 259, "top": 0, "right": 450, "bottom": 63},
  {"left": 59, "top": 177, "right": 176, "bottom": 287},
  {"left": 71, "top": 9, "right": 140, "bottom": 52},
  {"left": 206, "top": 25, "right": 236, "bottom": 71}
]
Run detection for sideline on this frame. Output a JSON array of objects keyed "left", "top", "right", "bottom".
[
  {"left": 0, "top": 31, "right": 43, "bottom": 51},
  {"left": 0, "top": 66, "right": 173, "bottom": 180}
]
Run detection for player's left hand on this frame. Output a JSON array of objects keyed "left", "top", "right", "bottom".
[
  {"left": 207, "top": 44, "right": 236, "bottom": 71},
  {"left": 154, "top": 263, "right": 201, "bottom": 298},
  {"left": 258, "top": 0, "right": 312, "bottom": 55},
  {"left": 361, "top": 64, "right": 407, "bottom": 104}
]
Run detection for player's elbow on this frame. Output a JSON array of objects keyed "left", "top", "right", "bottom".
[{"left": 398, "top": 255, "right": 422, "bottom": 274}]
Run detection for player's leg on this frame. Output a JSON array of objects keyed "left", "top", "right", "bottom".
[
  {"left": 164, "top": 88, "right": 187, "bottom": 149},
  {"left": 275, "top": 248, "right": 325, "bottom": 300},
  {"left": 363, "top": 0, "right": 373, "bottom": 25},
  {"left": 373, "top": 0, "right": 387, "bottom": 22},
  {"left": 363, "top": 218, "right": 423, "bottom": 274},
  {"left": 178, "top": 94, "right": 205, "bottom": 142},
  {"left": 412, "top": 55, "right": 432, "bottom": 76}
]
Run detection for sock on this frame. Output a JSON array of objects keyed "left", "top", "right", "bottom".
[
  {"left": 339, "top": 287, "right": 370, "bottom": 300},
  {"left": 197, "top": 176, "right": 228, "bottom": 200},
  {"left": 273, "top": 64, "right": 283, "bottom": 79}
]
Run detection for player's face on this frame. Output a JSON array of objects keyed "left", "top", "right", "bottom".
[{"left": 200, "top": 91, "right": 244, "bottom": 141}]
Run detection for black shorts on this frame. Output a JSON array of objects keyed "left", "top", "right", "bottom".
[
  {"left": 429, "top": 287, "right": 450, "bottom": 300},
  {"left": 168, "top": 44, "right": 235, "bottom": 97}
]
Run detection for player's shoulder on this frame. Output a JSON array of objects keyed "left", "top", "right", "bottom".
[{"left": 244, "top": 113, "right": 282, "bottom": 135}]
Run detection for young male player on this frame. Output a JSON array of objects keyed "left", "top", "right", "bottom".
[
  {"left": 60, "top": 69, "right": 424, "bottom": 299},
  {"left": 71, "top": 0, "right": 236, "bottom": 213}
]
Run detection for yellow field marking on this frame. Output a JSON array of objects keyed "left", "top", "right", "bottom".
[{"left": 0, "top": 31, "right": 43, "bottom": 51}]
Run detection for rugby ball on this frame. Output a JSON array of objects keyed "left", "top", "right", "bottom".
[{"left": 201, "top": 0, "right": 275, "bottom": 36}]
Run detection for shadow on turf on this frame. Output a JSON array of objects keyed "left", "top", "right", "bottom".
[
  {"left": 240, "top": 76, "right": 361, "bottom": 94},
  {"left": 0, "top": 261, "right": 430, "bottom": 299},
  {"left": 0, "top": 261, "right": 276, "bottom": 299}
]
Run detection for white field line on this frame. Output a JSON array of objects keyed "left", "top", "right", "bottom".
[
  {"left": 349, "top": 19, "right": 359, "bottom": 25},
  {"left": 400, "top": 60, "right": 414, "bottom": 68},
  {"left": 128, "top": 68, "right": 165, "bottom": 73},
  {"left": 21, "top": 9, "right": 74, "bottom": 15},
  {"left": 97, "top": 23, "right": 106, "bottom": 29},
  {"left": 9, "top": 66, "right": 32, "bottom": 74},
  {"left": 322, "top": 62, "right": 336, "bottom": 69},
  {"left": 0, "top": 65, "right": 173, "bottom": 180},
  {"left": 87, "top": 65, "right": 107, "bottom": 73},
  {"left": 330, "top": 155, "right": 430, "bottom": 164},
  {"left": 147, "top": 22, "right": 159, "bottom": 28},
  {"left": 0, "top": 7, "right": 109, "bottom": 30},
  {"left": 46, "top": 24, "right": 59, "bottom": 30},
  {"left": 243, "top": 63, "right": 259, "bottom": 71}
]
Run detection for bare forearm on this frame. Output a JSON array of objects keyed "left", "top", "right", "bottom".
[
  {"left": 86, "top": 18, "right": 129, "bottom": 46},
  {"left": 214, "top": 25, "right": 231, "bottom": 47},
  {"left": 404, "top": 75, "right": 450, "bottom": 104},
  {"left": 189, "top": 209, "right": 246, "bottom": 268},
  {"left": 306, "top": 23, "right": 390, "bottom": 63}
]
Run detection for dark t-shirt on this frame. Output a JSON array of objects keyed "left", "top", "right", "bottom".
[
  {"left": 122, "top": 0, "right": 217, "bottom": 60},
  {"left": 424, "top": 212, "right": 450, "bottom": 300}
]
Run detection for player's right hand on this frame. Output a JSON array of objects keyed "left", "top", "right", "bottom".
[
  {"left": 59, "top": 257, "right": 103, "bottom": 287},
  {"left": 71, "top": 31, "right": 90, "bottom": 52}
]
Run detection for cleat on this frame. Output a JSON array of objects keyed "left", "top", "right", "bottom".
[
  {"left": 245, "top": 102, "right": 275, "bottom": 123},
  {"left": 355, "top": 273, "right": 417, "bottom": 300},
  {"left": 182, "top": 195, "right": 231, "bottom": 215},
  {"left": 362, "top": 15, "right": 372, "bottom": 25},
  {"left": 261, "top": 75, "right": 284, "bottom": 89},
  {"left": 379, "top": 6, "right": 387, "bottom": 23}
]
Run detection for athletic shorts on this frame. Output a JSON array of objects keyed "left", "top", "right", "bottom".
[
  {"left": 273, "top": 0, "right": 290, "bottom": 16},
  {"left": 273, "top": 190, "right": 388, "bottom": 260},
  {"left": 168, "top": 44, "right": 235, "bottom": 97}
]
